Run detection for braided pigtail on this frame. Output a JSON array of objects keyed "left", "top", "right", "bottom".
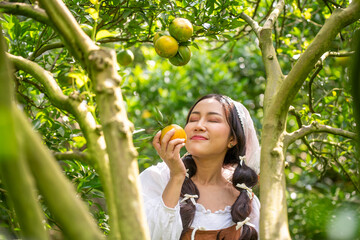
[
  {"left": 231, "top": 161, "right": 258, "bottom": 240},
  {"left": 180, "top": 154, "right": 199, "bottom": 238}
]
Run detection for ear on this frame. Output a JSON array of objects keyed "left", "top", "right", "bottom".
[{"left": 228, "top": 137, "right": 237, "bottom": 148}]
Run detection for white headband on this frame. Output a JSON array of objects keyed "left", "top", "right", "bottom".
[{"left": 223, "top": 96, "right": 261, "bottom": 174}]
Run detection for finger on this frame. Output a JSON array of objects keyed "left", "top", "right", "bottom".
[
  {"left": 173, "top": 142, "right": 186, "bottom": 156},
  {"left": 160, "top": 128, "right": 175, "bottom": 152},
  {"left": 167, "top": 138, "right": 186, "bottom": 153},
  {"left": 152, "top": 131, "right": 162, "bottom": 152}
]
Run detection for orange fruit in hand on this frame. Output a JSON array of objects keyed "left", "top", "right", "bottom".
[
  {"left": 154, "top": 36, "right": 179, "bottom": 58},
  {"left": 160, "top": 124, "right": 187, "bottom": 142}
]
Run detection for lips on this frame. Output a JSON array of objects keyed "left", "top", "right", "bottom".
[{"left": 190, "top": 135, "right": 208, "bottom": 140}]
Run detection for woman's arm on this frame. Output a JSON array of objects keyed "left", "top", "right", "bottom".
[
  {"left": 152, "top": 130, "right": 187, "bottom": 208},
  {"left": 139, "top": 162, "right": 184, "bottom": 240}
]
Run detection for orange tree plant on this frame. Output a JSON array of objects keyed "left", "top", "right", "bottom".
[{"left": 0, "top": 0, "right": 359, "bottom": 239}]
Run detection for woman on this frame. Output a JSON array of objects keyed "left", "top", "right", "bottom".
[{"left": 140, "top": 94, "right": 261, "bottom": 240}]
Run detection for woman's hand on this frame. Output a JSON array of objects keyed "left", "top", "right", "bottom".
[
  {"left": 153, "top": 129, "right": 187, "bottom": 179},
  {"left": 153, "top": 129, "right": 187, "bottom": 208}
]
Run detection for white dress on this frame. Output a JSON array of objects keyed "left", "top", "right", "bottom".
[{"left": 139, "top": 162, "right": 260, "bottom": 240}]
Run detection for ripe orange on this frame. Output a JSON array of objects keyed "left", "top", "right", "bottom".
[
  {"left": 169, "top": 45, "right": 191, "bottom": 66},
  {"left": 117, "top": 49, "right": 134, "bottom": 66},
  {"left": 153, "top": 31, "right": 169, "bottom": 45},
  {"left": 154, "top": 36, "right": 179, "bottom": 58},
  {"left": 169, "top": 18, "right": 193, "bottom": 42},
  {"left": 160, "top": 124, "right": 187, "bottom": 142}
]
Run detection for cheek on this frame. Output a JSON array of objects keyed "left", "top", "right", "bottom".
[{"left": 184, "top": 124, "right": 191, "bottom": 135}]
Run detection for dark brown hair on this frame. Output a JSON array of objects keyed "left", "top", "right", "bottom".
[{"left": 180, "top": 94, "right": 258, "bottom": 239}]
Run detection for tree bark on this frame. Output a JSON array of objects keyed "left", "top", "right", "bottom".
[
  {"left": 0, "top": 2, "right": 49, "bottom": 26},
  {"left": 258, "top": 1, "right": 360, "bottom": 239},
  {"left": 87, "top": 48, "right": 150, "bottom": 240},
  {"left": 0, "top": 25, "right": 49, "bottom": 240},
  {"left": 14, "top": 108, "right": 105, "bottom": 240},
  {"left": 36, "top": 0, "right": 150, "bottom": 238},
  {"left": 8, "top": 53, "right": 120, "bottom": 239}
]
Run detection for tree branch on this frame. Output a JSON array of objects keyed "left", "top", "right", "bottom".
[
  {"left": 263, "top": 0, "right": 285, "bottom": 29},
  {"left": 7, "top": 52, "right": 120, "bottom": 240},
  {"left": 87, "top": 47, "right": 150, "bottom": 240},
  {"left": 308, "top": 66, "right": 323, "bottom": 113},
  {"left": 8, "top": 53, "right": 68, "bottom": 107},
  {"left": 239, "top": 12, "right": 261, "bottom": 39},
  {"left": 284, "top": 121, "right": 357, "bottom": 148},
  {"left": 29, "top": 42, "right": 64, "bottom": 60},
  {"left": 54, "top": 151, "right": 89, "bottom": 162},
  {"left": 288, "top": 106, "right": 327, "bottom": 162},
  {"left": 14, "top": 108, "right": 104, "bottom": 240},
  {"left": 0, "top": 2, "right": 50, "bottom": 26},
  {"left": 37, "top": 0, "right": 98, "bottom": 67},
  {"left": 0, "top": 25, "right": 49, "bottom": 240},
  {"left": 258, "top": 1, "right": 286, "bottom": 110},
  {"left": 332, "top": 155, "right": 360, "bottom": 194},
  {"left": 270, "top": 1, "right": 360, "bottom": 119}
]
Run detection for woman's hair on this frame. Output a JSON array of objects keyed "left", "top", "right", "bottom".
[{"left": 180, "top": 94, "right": 258, "bottom": 239}]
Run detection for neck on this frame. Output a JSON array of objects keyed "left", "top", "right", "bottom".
[{"left": 191, "top": 156, "right": 226, "bottom": 185}]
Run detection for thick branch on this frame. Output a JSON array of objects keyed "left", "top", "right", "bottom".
[
  {"left": 271, "top": 1, "right": 360, "bottom": 118},
  {"left": 37, "top": 0, "right": 98, "bottom": 66},
  {"left": 88, "top": 48, "right": 150, "bottom": 240},
  {"left": 54, "top": 151, "right": 88, "bottom": 162},
  {"left": 8, "top": 53, "right": 68, "bottom": 106},
  {"left": 284, "top": 122, "right": 357, "bottom": 148},
  {"left": 263, "top": 0, "right": 285, "bottom": 29},
  {"left": 258, "top": 1, "right": 286, "bottom": 111},
  {"left": 239, "top": 12, "right": 261, "bottom": 39},
  {"left": 0, "top": 2, "right": 50, "bottom": 26},
  {"left": 8, "top": 52, "right": 120, "bottom": 240},
  {"left": 0, "top": 25, "right": 48, "bottom": 240},
  {"left": 14, "top": 108, "right": 104, "bottom": 240}
]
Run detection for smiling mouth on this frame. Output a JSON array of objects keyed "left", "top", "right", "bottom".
[{"left": 191, "top": 136, "right": 208, "bottom": 140}]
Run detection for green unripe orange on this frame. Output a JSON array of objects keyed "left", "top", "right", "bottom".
[
  {"left": 117, "top": 50, "right": 134, "bottom": 66},
  {"left": 169, "top": 46, "right": 191, "bottom": 66},
  {"left": 169, "top": 18, "right": 193, "bottom": 42}
]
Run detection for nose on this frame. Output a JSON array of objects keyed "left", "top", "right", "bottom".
[{"left": 194, "top": 119, "right": 206, "bottom": 131}]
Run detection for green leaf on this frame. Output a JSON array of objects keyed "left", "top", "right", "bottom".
[
  {"left": 85, "top": 8, "right": 99, "bottom": 21},
  {"left": 95, "top": 30, "right": 115, "bottom": 41}
]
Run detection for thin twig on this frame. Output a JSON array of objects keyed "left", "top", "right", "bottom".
[
  {"left": 49, "top": 49, "right": 64, "bottom": 71},
  {"left": 308, "top": 66, "right": 323, "bottom": 113}
]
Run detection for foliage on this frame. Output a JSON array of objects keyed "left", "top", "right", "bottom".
[{"left": 0, "top": 0, "right": 359, "bottom": 239}]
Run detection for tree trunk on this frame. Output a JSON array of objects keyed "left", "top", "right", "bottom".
[
  {"left": 87, "top": 48, "right": 150, "bottom": 240},
  {"left": 0, "top": 25, "right": 49, "bottom": 240},
  {"left": 15, "top": 108, "right": 105, "bottom": 240},
  {"left": 258, "top": 1, "right": 360, "bottom": 239}
]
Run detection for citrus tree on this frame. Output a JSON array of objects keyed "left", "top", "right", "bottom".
[{"left": 0, "top": 0, "right": 359, "bottom": 240}]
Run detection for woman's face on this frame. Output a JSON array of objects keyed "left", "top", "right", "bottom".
[{"left": 184, "top": 98, "right": 234, "bottom": 159}]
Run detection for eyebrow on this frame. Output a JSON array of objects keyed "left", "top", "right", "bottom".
[{"left": 190, "top": 111, "right": 223, "bottom": 116}]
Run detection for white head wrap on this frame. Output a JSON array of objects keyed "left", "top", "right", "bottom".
[{"left": 224, "top": 97, "right": 261, "bottom": 174}]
